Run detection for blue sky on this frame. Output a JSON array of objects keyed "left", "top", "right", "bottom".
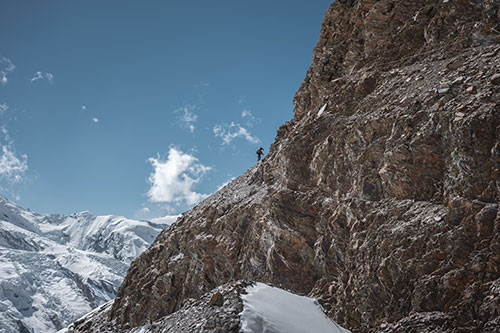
[{"left": 0, "top": 0, "right": 331, "bottom": 219}]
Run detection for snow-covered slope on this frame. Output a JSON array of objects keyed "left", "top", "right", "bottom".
[
  {"left": 63, "top": 280, "right": 350, "bottom": 333},
  {"left": 240, "top": 283, "right": 350, "bottom": 333},
  {"left": 0, "top": 195, "right": 175, "bottom": 333}
]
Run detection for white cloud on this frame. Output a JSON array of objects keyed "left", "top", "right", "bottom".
[
  {"left": 29, "top": 71, "right": 54, "bottom": 83},
  {"left": 194, "top": 81, "right": 209, "bottom": 88},
  {"left": 175, "top": 105, "right": 198, "bottom": 133},
  {"left": 146, "top": 147, "right": 211, "bottom": 206},
  {"left": 241, "top": 109, "right": 261, "bottom": 127},
  {"left": 92, "top": 117, "right": 99, "bottom": 123},
  {"left": 0, "top": 104, "right": 8, "bottom": 117},
  {"left": 213, "top": 122, "right": 260, "bottom": 145},
  {"left": 0, "top": 128, "right": 28, "bottom": 183},
  {"left": 0, "top": 58, "right": 15, "bottom": 85},
  {"left": 81, "top": 105, "right": 86, "bottom": 111},
  {"left": 241, "top": 110, "right": 251, "bottom": 118},
  {"left": 30, "top": 71, "right": 43, "bottom": 82},
  {"left": 142, "top": 207, "right": 150, "bottom": 213}
]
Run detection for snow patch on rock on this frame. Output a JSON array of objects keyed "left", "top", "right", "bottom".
[
  {"left": 240, "top": 282, "right": 350, "bottom": 333},
  {"left": 317, "top": 103, "right": 327, "bottom": 117}
]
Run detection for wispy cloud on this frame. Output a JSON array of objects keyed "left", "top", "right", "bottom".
[
  {"left": 241, "top": 110, "right": 251, "bottom": 118},
  {"left": 29, "top": 71, "right": 54, "bottom": 83},
  {"left": 194, "top": 81, "right": 209, "bottom": 88},
  {"left": 213, "top": 122, "right": 260, "bottom": 145},
  {"left": 46, "top": 73, "right": 54, "bottom": 83},
  {"left": 241, "top": 109, "right": 261, "bottom": 127},
  {"left": 81, "top": 105, "right": 86, "bottom": 111},
  {"left": 92, "top": 117, "right": 99, "bottom": 123},
  {"left": 0, "top": 58, "right": 15, "bottom": 85},
  {"left": 29, "top": 72, "right": 43, "bottom": 82},
  {"left": 0, "top": 103, "right": 8, "bottom": 117},
  {"left": 146, "top": 147, "right": 211, "bottom": 207},
  {"left": 175, "top": 105, "right": 198, "bottom": 133},
  {"left": 0, "top": 127, "right": 28, "bottom": 183},
  {"left": 134, "top": 204, "right": 180, "bottom": 222}
]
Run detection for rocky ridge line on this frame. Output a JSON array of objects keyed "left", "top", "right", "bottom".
[{"left": 69, "top": 1, "right": 500, "bottom": 332}]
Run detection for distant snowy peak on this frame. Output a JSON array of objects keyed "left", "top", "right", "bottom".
[
  {"left": 0, "top": 195, "right": 42, "bottom": 234},
  {"left": 0, "top": 195, "right": 173, "bottom": 333},
  {"left": 56, "top": 213, "right": 169, "bottom": 263},
  {"left": 0, "top": 196, "right": 174, "bottom": 263}
]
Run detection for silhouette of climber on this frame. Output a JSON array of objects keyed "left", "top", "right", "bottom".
[{"left": 256, "top": 147, "right": 264, "bottom": 161}]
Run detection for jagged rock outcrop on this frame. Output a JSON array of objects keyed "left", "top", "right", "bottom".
[
  {"left": 69, "top": 1, "right": 500, "bottom": 332},
  {"left": 65, "top": 281, "right": 247, "bottom": 333}
]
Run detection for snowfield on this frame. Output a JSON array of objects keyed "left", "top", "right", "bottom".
[
  {"left": 0, "top": 195, "right": 175, "bottom": 333},
  {"left": 240, "top": 283, "right": 350, "bottom": 333}
]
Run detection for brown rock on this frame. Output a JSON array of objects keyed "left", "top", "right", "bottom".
[
  {"left": 70, "top": 1, "right": 500, "bottom": 333},
  {"left": 447, "top": 60, "right": 464, "bottom": 70},
  {"left": 209, "top": 292, "right": 224, "bottom": 306},
  {"left": 203, "top": 321, "right": 216, "bottom": 329}
]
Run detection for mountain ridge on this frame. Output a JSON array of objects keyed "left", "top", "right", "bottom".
[
  {"left": 0, "top": 195, "right": 172, "bottom": 333},
  {"left": 68, "top": 0, "right": 500, "bottom": 332}
]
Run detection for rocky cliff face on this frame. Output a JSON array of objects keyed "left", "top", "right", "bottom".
[{"left": 69, "top": 1, "right": 500, "bottom": 332}]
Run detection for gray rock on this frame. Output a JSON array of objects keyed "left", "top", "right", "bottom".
[{"left": 66, "top": 1, "right": 500, "bottom": 333}]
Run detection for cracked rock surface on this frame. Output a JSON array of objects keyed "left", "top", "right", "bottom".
[
  {"left": 68, "top": 1, "right": 500, "bottom": 332},
  {"left": 66, "top": 281, "right": 247, "bottom": 333}
]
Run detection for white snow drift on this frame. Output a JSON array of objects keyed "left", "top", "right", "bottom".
[{"left": 240, "top": 282, "right": 350, "bottom": 333}]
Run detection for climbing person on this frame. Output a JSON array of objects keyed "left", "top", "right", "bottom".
[{"left": 256, "top": 147, "right": 264, "bottom": 161}]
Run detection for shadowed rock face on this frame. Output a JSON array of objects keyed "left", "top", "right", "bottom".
[
  {"left": 71, "top": 1, "right": 500, "bottom": 332},
  {"left": 293, "top": 0, "right": 500, "bottom": 118}
]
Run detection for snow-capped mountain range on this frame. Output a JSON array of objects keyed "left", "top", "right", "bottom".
[{"left": 0, "top": 195, "right": 175, "bottom": 333}]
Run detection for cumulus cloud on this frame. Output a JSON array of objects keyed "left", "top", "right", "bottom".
[
  {"left": 213, "top": 122, "right": 260, "bottom": 145},
  {"left": 29, "top": 71, "right": 54, "bottom": 83},
  {"left": 0, "top": 58, "right": 15, "bottom": 85},
  {"left": 0, "top": 128, "right": 28, "bottom": 183},
  {"left": 175, "top": 105, "right": 198, "bottom": 133},
  {"left": 146, "top": 147, "right": 211, "bottom": 206}
]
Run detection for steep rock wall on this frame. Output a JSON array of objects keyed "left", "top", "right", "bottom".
[{"left": 73, "top": 1, "right": 500, "bottom": 332}]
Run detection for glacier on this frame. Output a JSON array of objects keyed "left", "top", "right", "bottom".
[{"left": 0, "top": 195, "right": 175, "bottom": 333}]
